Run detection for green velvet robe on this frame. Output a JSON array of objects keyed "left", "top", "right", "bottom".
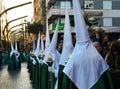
[
  {"left": 3, "top": 52, "right": 9, "bottom": 65},
  {"left": 62, "top": 70, "right": 113, "bottom": 89},
  {"left": 58, "top": 65, "right": 77, "bottom": 89},
  {"left": 40, "top": 63, "right": 49, "bottom": 89}
]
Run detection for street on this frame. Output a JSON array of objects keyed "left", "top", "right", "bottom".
[{"left": 0, "top": 63, "right": 33, "bottom": 89}]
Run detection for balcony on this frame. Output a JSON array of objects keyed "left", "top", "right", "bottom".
[
  {"left": 47, "top": 7, "right": 73, "bottom": 19},
  {"left": 103, "top": 10, "right": 120, "bottom": 18},
  {"left": 85, "top": 9, "right": 103, "bottom": 17},
  {"left": 47, "top": 6, "right": 103, "bottom": 19}
]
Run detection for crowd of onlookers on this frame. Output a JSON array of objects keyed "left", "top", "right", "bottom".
[
  {"left": 91, "top": 31, "right": 120, "bottom": 72},
  {"left": 90, "top": 30, "right": 120, "bottom": 89}
]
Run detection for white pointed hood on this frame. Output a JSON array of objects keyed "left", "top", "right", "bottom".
[
  {"left": 11, "top": 42, "right": 14, "bottom": 52},
  {"left": 43, "top": 19, "right": 60, "bottom": 63},
  {"left": 59, "top": 7, "right": 73, "bottom": 66},
  {"left": 63, "top": 0, "right": 109, "bottom": 89},
  {"left": 45, "top": 20, "right": 50, "bottom": 53},
  {"left": 49, "top": 19, "right": 61, "bottom": 77},
  {"left": 41, "top": 37, "right": 45, "bottom": 52},
  {"left": 49, "top": 22, "right": 59, "bottom": 53},
  {"left": 15, "top": 41, "right": 18, "bottom": 52},
  {"left": 34, "top": 32, "right": 40, "bottom": 57},
  {"left": 43, "top": 19, "right": 60, "bottom": 78},
  {"left": 74, "top": 0, "right": 90, "bottom": 43},
  {"left": 32, "top": 40, "right": 36, "bottom": 53},
  {"left": 10, "top": 41, "right": 15, "bottom": 57},
  {"left": 15, "top": 41, "right": 20, "bottom": 58}
]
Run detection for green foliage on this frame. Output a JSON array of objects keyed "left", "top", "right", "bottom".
[
  {"left": 70, "top": 14, "right": 100, "bottom": 28},
  {"left": 26, "top": 22, "right": 43, "bottom": 34},
  {"left": 84, "top": 14, "right": 100, "bottom": 28}
]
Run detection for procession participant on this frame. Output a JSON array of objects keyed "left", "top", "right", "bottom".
[
  {"left": 0, "top": 49, "right": 3, "bottom": 68},
  {"left": 3, "top": 48, "right": 10, "bottom": 65},
  {"left": 32, "top": 32, "right": 41, "bottom": 89},
  {"left": 57, "top": 6, "right": 74, "bottom": 89},
  {"left": 8, "top": 42, "right": 15, "bottom": 70},
  {"left": 19, "top": 47, "right": 25, "bottom": 62},
  {"left": 63, "top": 0, "right": 114, "bottom": 89},
  {"left": 14, "top": 41, "right": 20, "bottom": 70},
  {"left": 41, "top": 19, "right": 60, "bottom": 89}
]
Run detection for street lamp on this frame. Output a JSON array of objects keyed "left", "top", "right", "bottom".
[
  {"left": 0, "top": 1, "right": 32, "bottom": 49},
  {"left": 6, "top": 23, "right": 27, "bottom": 40},
  {"left": 11, "top": 32, "right": 23, "bottom": 41},
  {"left": 3, "top": 15, "right": 27, "bottom": 41},
  {"left": 9, "top": 28, "right": 23, "bottom": 37},
  {"left": 0, "top": 2, "right": 32, "bottom": 17}
]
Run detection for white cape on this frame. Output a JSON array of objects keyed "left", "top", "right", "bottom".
[{"left": 63, "top": 41, "right": 109, "bottom": 89}]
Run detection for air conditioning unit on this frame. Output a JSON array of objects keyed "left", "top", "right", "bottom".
[{"left": 85, "top": 3, "right": 93, "bottom": 9}]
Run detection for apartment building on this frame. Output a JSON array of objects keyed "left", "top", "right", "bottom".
[
  {"left": 46, "top": 0, "right": 120, "bottom": 40},
  {"left": 94, "top": 0, "right": 120, "bottom": 39},
  {"left": 33, "top": 0, "right": 46, "bottom": 29},
  {"left": 33, "top": 0, "right": 42, "bottom": 22},
  {"left": 94, "top": 0, "right": 120, "bottom": 27},
  {"left": 46, "top": 0, "right": 75, "bottom": 42},
  {"left": 30, "top": 0, "right": 46, "bottom": 41}
]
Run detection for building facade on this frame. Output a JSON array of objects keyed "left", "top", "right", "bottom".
[
  {"left": 29, "top": 0, "right": 46, "bottom": 47},
  {"left": 33, "top": 0, "right": 42, "bottom": 22},
  {"left": 33, "top": 0, "right": 46, "bottom": 29},
  {"left": 46, "top": 0, "right": 120, "bottom": 40},
  {"left": 94, "top": 0, "right": 120, "bottom": 32}
]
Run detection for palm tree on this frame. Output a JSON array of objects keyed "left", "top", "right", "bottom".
[
  {"left": 84, "top": 14, "right": 100, "bottom": 29},
  {"left": 70, "top": 14, "right": 100, "bottom": 29},
  {"left": 26, "top": 22, "right": 43, "bottom": 34}
]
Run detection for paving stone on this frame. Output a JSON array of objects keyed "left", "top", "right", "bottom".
[{"left": 0, "top": 63, "right": 33, "bottom": 89}]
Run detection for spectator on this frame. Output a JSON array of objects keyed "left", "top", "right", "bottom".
[
  {"left": 105, "top": 41, "right": 120, "bottom": 71},
  {"left": 95, "top": 32, "right": 103, "bottom": 43},
  {"left": 105, "top": 41, "right": 120, "bottom": 89},
  {"left": 93, "top": 41, "right": 106, "bottom": 58},
  {"left": 103, "top": 36, "right": 110, "bottom": 53}
]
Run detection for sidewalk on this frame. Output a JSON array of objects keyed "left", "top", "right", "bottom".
[{"left": 0, "top": 63, "right": 33, "bottom": 89}]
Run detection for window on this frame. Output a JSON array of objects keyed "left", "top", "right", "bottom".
[
  {"left": 103, "top": 1, "right": 112, "bottom": 9},
  {"left": 112, "top": 18, "right": 120, "bottom": 26},
  {"left": 60, "top": 1, "right": 71, "bottom": 9},
  {"left": 103, "top": 18, "right": 112, "bottom": 26},
  {"left": 112, "top": 1, "right": 120, "bottom": 10}
]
